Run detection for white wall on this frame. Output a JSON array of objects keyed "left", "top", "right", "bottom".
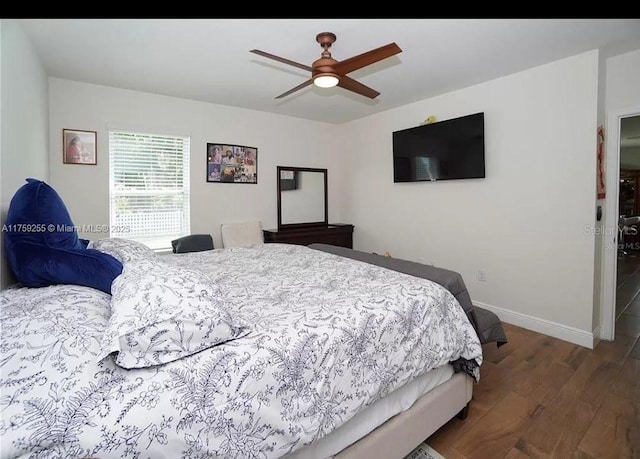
[
  {"left": 592, "top": 50, "right": 607, "bottom": 334},
  {"left": 606, "top": 48, "right": 640, "bottom": 112},
  {"left": 343, "top": 51, "right": 599, "bottom": 338},
  {"left": 1, "top": 20, "right": 49, "bottom": 288},
  {"left": 48, "top": 78, "right": 344, "bottom": 248}
]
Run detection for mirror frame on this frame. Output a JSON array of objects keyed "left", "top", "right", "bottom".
[{"left": 277, "top": 166, "right": 328, "bottom": 230}]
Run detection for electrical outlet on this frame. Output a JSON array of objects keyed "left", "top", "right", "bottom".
[{"left": 478, "top": 270, "right": 487, "bottom": 282}]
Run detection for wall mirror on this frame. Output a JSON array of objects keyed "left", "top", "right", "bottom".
[{"left": 277, "top": 166, "right": 328, "bottom": 230}]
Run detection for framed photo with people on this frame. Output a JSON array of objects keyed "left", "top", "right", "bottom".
[
  {"left": 206, "top": 143, "right": 258, "bottom": 184},
  {"left": 63, "top": 129, "right": 97, "bottom": 165}
]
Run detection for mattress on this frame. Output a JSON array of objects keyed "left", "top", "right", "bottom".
[{"left": 287, "top": 364, "right": 455, "bottom": 458}]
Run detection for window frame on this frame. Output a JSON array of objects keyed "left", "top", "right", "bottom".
[{"left": 108, "top": 129, "right": 191, "bottom": 251}]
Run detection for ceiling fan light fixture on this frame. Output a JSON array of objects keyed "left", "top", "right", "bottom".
[
  {"left": 314, "top": 73, "right": 340, "bottom": 88},
  {"left": 251, "top": 32, "right": 401, "bottom": 99}
]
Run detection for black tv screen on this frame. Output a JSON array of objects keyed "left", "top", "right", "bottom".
[{"left": 393, "top": 112, "right": 485, "bottom": 182}]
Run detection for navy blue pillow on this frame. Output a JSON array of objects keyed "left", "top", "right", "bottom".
[
  {"left": 7, "top": 241, "right": 123, "bottom": 294},
  {"left": 5, "top": 178, "right": 84, "bottom": 249},
  {"left": 4, "top": 178, "right": 123, "bottom": 293}
]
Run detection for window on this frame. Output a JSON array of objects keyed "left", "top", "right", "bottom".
[{"left": 109, "top": 130, "right": 190, "bottom": 251}]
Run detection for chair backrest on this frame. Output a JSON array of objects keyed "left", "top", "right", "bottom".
[
  {"left": 220, "top": 221, "right": 264, "bottom": 248},
  {"left": 171, "top": 234, "right": 214, "bottom": 253}
]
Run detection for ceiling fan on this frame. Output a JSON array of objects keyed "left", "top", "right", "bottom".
[{"left": 250, "top": 32, "right": 402, "bottom": 99}]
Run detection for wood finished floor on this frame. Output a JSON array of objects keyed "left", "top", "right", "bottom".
[
  {"left": 423, "top": 254, "right": 640, "bottom": 458},
  {"left": 616, "top": 253, "right": 640, "bottom": 318},
  {"left": 426, "top": 320, "right": 640, "bottom": 459}
]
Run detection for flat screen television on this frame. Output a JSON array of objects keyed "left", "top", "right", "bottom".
[{"left": 392, "top": 112, "right": 485, "bottom": 182}]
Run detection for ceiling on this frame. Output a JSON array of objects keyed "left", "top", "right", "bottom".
[{"left": 19, "top": 19, "right": 640, "bottom": 124}]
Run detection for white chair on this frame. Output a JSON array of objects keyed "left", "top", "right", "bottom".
[{"left": 220, "top": 221, "right": 264, "bottom": 248}]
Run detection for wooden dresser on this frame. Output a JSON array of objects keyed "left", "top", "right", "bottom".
[{"left": 263, "top": 224, "right": 354, "bottom": 249}]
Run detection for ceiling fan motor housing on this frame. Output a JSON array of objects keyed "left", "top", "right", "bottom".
[{"left": 312, "top": 57, "right": 339, "bottom": 79}]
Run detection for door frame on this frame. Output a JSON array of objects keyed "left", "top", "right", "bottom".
[{"left": 601, "top": 106, "right": 640, "bottom": 340}]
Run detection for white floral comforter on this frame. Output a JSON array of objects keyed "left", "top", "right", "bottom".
[{"left": 0, "top": 243, "right": 482, "bottom": 459}]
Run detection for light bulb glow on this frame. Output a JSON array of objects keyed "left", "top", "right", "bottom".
[{"left": 314, "top": 74, "right": 339, "bottom": 88}]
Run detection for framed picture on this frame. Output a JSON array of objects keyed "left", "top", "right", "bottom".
[
  {"left": 63, "top": 129, "right": 97, "bottom": 165},
  {"left": 206, "top": 143, "right": 257, "bottom": 184}
]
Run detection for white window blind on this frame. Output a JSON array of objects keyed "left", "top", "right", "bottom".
[{"left": 109, "top": 130, "right": 190, "bottom": 251}]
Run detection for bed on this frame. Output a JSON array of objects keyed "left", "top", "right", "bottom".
[{"left": 0, "top": 242, "right": 488, "bottom": 459}]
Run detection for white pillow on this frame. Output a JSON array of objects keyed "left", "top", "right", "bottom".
[
  {"left": 90, "top": 238, "right": 156, "bottom": 263},
  {"left": 98, "top": 258, "right": 250, "bottom": 369}
]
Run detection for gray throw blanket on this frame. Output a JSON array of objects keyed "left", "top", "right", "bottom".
[{"left": 308, "top": 243, "right": 507, "bottom": 347}]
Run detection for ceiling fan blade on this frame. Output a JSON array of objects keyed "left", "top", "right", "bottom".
[
  {"left": 275, "top": 79, "right": 313, "bottom": 99},
  {"left": 337, "top": 75, "right": 380, "bottom": 99},
  {"left": 334, "top": 43, "right": 402, "bottom": 76},
  {"left": 250, "top": 49, "right": 312, "bottom": 72}
]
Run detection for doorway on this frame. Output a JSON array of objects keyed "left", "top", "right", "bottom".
[
  {"left": 616, "top": 115, "right": 640, "bottom": 330},
  {"left": 602, "top": 110, "right": 640, "bottom": 341}
]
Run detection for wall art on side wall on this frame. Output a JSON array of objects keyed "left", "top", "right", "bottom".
[
  {"left": 63, "top": 129, "right": 97, "bottom": 165},
  {"left": 206, "top": 143, "right": 257, "bottom": 184},
  {"left": 597, "top": 125, "right": 606, "bottom": 199}
]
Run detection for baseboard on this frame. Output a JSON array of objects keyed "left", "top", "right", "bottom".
[{"left": 473, "top": 301, "right": 595, "bottom": 349}]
